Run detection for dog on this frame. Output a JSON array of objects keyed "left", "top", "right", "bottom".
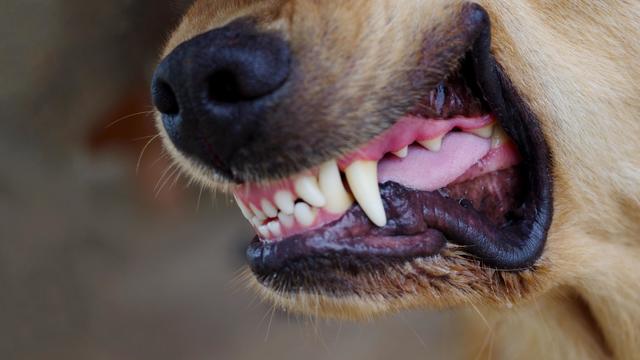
[{"left": 150, "top": 1, "right": 640, "bottom": 358}]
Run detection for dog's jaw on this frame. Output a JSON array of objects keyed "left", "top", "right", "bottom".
[
  {"left": 154, "top": 1, "right": 554, "bottom": 304},
  {"left": 153, "top": 3, "right": 554, "bottom": 319}
]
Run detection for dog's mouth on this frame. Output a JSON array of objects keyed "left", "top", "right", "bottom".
[{"left": 232, "top": 5, "right": 553, "bottom": 294}]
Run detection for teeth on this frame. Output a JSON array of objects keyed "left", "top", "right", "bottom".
[
  {"left": 249, "top": 204, "right": 266, "bottom": 221},
  {"left": 318, "top": 160, "right": 354, "bottom": 214},
  {"left": 295, "top": 175, "right": 327, "bottom": 208},
  {"left": 260, "top": 199, "right": 278, "bottom": 218},
  {"left": 391, "top": 146, "right": 409, "bottom": 158},
  {"left": 344, "top": 160, "right": 387, "bottom": 227},
  {"left": 274, "top": 190, "right": 295, "bottom": 215},
  {"left": 251, "top": 216, "right": 263, "bottom": 228},
  {"left": 234, "top": 195, "right": 253, "bottom": 220},
  {"left": 470, "top": 123, "right": 495, "bottom": 138},
  {"left": 419, "top": 135, "right": 444, "bottom": 152},
  {"left": 257, "top": 225, "right": 270, "bottom": 238},
  {"left": 267, "top": 221, "right": 282, "bottom": 237},
  {"left": 491, "top": 126, "right": 508, "bottom": 148},
  {"left": 294, "top": 202, "right": 316, "bottom": 227},
  {"left": 278, "top": 212, "right": 295, "bottom": 228}
]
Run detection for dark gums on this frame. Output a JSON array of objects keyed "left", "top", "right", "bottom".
[{"left": 248, "top": 168, "right": 524, "bottom": 279}]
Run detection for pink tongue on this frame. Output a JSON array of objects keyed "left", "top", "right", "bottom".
[{"left": 378, "top": 132, "right": 491, "bottom": 191}]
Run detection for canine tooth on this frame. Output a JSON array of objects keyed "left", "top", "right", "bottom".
[
  {"left": 419, "top": 135, "right": 443, "bottom": 152},
  {"left": 249, "top": 204, "right": 266, "bottom": 220},
  {"left": 274, "top": 190, "right": 295, "bottom": 215},
  {"left": 233, "top": 195, "right": 253, "bottom": 220},
  {"left": 470, "top": 123, "right": 495, "bottom": 138},
  {"left": 318, "top": 160, "right": 354, "bottom": 214},
  {"left": 294, "top": 202, "right": 316, "bottom": 227},
  {"left": 261, "top": 199, "right": 278, "bottom": 218},
  {"left": 257, "top": 225, "right": 270, "bottom": 238},
  {"left": 278, "top": 212, "right": 295, "bottom": 228},
  {"left": 267, "top": 221, "right": 282, "bottom": 237},
  {"left": 392, "top": 146, "right": 409, "bottom": 158},
  {"left": 344, "top": 160, "right": 387, "bottom": 227},
  {"left": 295, "top": 175, "right": 326, "bottom": 208},
  {"left": 491, "top": 126, "right": 508, "bottom": 148}
]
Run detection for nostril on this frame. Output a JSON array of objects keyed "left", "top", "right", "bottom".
[
  {"left": 207, "top": 69, "right": 247, "bottom": 103},
  {"left": 151, "top": 20, "right": 292, "bottom": 177},
  {"left": 152, "top": 80, "right": 180, "bottom": 115}
]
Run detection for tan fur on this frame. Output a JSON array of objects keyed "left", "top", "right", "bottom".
[{"left": 157, "top": 1, "right": 640, "bottom": 358}]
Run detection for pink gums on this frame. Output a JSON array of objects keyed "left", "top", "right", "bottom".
[
  {"left": 337, "top": 115, "right": 494, "bottom": 169},
  {"left": 233, "top": 114, "right": 521, "bottom": 241}
]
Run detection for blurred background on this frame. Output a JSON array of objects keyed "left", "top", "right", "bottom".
[{"left": 1, "top": 1, "right": 467, "bottom": 359}]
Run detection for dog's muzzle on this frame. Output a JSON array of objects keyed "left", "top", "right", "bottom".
[{"left": 151, "top": 4, "right": 554, "bottom": 298}]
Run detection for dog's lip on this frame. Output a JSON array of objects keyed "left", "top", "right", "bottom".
[
  {"left": 246, "top": 3, "right": 553, "bottom": 283},
  {"left": 247, "top": 173, "right": 524, "bottom": 277},
  {"left": 247, "top": 183, "right": 448, "bottom": 277}
]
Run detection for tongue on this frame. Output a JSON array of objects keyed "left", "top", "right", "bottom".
[{"left": 378, "top": 132, "right": 491, "bottom": 191}]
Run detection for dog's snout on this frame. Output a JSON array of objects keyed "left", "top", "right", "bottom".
[{"left": 151, "top": 20, "right": 291, "bottom": 175}]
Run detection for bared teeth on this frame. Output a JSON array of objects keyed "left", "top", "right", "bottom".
[
  {"left": 250, "top": 216, "right": 263, "bottom": 228},
  {"left": 318, "top": 160, "right": 353, "bottom": 214},
  {"left": 392, "top": 146, "right": 409, "bottom": 158},
  {"left": 257, "top": 225, "right": 270, "bottom": 238},
  {"left": 295, "top": 175, "right": 327, "bottom": 208},
  {"left": 235, "top": 117, "right": 505, "bottom": 240},
  {"left": 274, "top": 190, "right": 295, "bottom": 215},
  {"left": 344, "top": 160, "right": 387, "bottom": 227},
  {"left": 267, "top": 221, "right": 282, "bottom": 237},
  {"left": 491, "top": 125, "right": 508, "bottom": 148},
  {"left": 277, "top": 212, "right": 295, "bottom": 228},
  {"left": 470, "top": 123, "right": 495, "bottom": 138},
  {"left": 294, "top": 202, "right": 316, "bottom": 226},
  {"left": 419, "top": 135, "right": 444, "bottom": 152},
  {"left": 261, "top": 198, "right": 278, "bottom": 218},
  {"left": 249, "top": 204, "right": 266, "bottom": 221},
  {"left": 234, "top": 195, "right": 253, "bottom": 220}
]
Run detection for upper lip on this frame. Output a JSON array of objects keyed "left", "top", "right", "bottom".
[{"left": 230, "top": 4, "right": 554, "bottom": 282}]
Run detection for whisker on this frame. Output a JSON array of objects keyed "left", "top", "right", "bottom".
[
  {"left": 105, "top": 109, "right": 155, "bottom": 129},
  {"left": 470, "top": 302, "right": 491, "bottom": 331},
  {"left": 399, "top": 314, "right": 428, "bottom": 350},
  {"left": 155, "top": 164, "right": 181, "bottom": 198},
  {"left": 168, "top": 169, "right": 182, "bottom": 190},
  {"left": 196, "top": 183, "right": 205, "bottom": 212},
  {"left": 148, "top": 151, "right": 169, "bottom": 170},
  {"left": 264, "top": 305, "right": 276, "bottom": 342},
  {"left": 154, "top": 162, "right": 177, "bottom": 195},
  {"left": 130, "top": 134, "right": 160, "bottom": 142},
  {"left": 136, "top": 134, "right": 161, "bottom": 174}
]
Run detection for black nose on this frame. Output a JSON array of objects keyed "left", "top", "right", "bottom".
[{"left": 151, "top": 21, "right": 291, "bottom": 176}]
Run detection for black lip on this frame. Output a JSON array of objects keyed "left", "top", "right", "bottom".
[
  {"left": 247, "top": 4, "right": 553, "bottom": 281},
  {"left": 248, "top": 184, "right": 448, "bottom": 278},
  {"left": 465, "top": 5, "right": 553, "bottom": 269}
]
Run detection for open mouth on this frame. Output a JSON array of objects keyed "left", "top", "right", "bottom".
[{"left": 232, "top": 5, "right": 553, "bottom": 292}]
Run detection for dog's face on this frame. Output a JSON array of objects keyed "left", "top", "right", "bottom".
[{"left": 151, "top": 0, "right": 640, "bottom": 319}]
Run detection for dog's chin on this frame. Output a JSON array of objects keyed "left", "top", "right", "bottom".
[
  {"left": 245, "top": 247, "right": 553, "bottom": 320},
  {"left": 174, "top": 5, "right": 553, "bottom": 318}
]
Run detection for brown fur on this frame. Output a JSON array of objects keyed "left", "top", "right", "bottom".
[{"left": 157, "top": 1, "right": 640, "bottom": 358}]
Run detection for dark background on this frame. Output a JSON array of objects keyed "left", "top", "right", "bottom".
[{"left": 1, "top": 1, "right": 465, "bottom": 359}]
